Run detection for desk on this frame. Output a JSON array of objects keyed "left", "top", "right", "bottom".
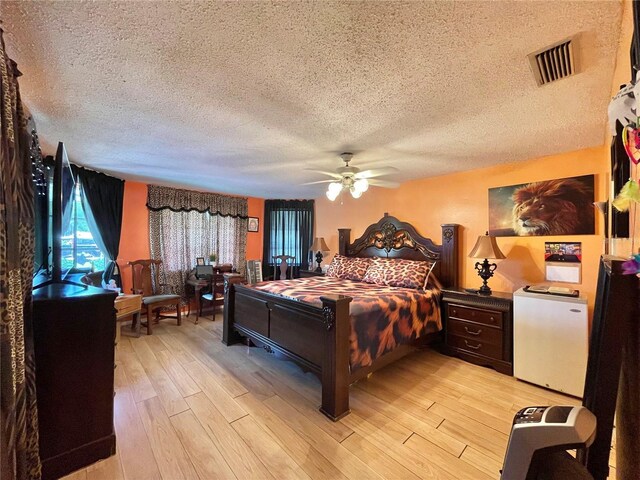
[
  {"left": 185, "top": 267, "right": 234, "bottom": 318},
  {"left": 114, "top": 294, "right": 142, "bottom": 340}
]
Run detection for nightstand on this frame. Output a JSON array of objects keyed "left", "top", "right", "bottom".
[
  {"left": 299, "top": 269, "right": 325, "bottom": 278},
  {"left": 441, "top": 287, "right": 513, "bottom": 375}
]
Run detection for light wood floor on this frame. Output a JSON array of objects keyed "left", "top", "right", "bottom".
[{"left": 63, "top": 312, "right": 615, "bottom": 480}]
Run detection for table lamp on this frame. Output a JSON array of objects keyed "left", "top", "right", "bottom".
[
  {"left": 468, "top": 231, "right": 506, "bottom": 295},
  {"left": 310, "top": 237, "right": 329, "bottom": 272}
]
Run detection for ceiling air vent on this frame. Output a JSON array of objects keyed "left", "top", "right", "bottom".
[{"left": 528, "top": 37, "right": 578, "bottom": 87}]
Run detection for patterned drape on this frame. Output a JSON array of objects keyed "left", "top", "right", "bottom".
[
  {"left": 0, "top": 29, "right": 42, "bottom": 480},
  {"left": 148, "top": 185, "right": 248, "bottom": 298}
]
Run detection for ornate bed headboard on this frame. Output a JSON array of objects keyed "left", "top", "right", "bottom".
[{"left": 337, "top": 213, "right": 459, "bottom": 288}]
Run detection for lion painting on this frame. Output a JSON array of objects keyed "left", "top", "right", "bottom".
[{"left": 511, "top": 178, "right": 594, "bottom": 236}]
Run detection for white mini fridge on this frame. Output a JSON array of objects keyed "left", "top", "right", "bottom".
[{"left": 513, "top": 288, "right": 588, "bottom": 397}]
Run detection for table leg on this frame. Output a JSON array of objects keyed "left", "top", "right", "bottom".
[
  {"left": 133, "top": 311, "right": 141, "bottom": 337},
  {"left": 194, "top": 285, "right": 202, "bottom": 324}
]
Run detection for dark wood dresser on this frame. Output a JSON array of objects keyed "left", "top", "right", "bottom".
[
  {"left": 441, "top": 288, "right": 513, "bottom": 375},
  {"left": 32, "top": 283, "right": 117, "bottom": 480}
]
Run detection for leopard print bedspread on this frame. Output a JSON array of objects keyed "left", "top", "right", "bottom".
[{"left": 251, "top": 277, "right": 442, "bottom": 371}]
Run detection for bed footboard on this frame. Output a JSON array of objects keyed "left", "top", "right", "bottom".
[{"left": 223, "top": 280, "right": 353, "bottom": 420}]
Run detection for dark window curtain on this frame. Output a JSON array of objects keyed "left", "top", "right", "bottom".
[
  {"left": 262, "top": 200, "right": 314, "bottom": 278},
  {"left": 1, "top": 29, "right": 42, "bottom": 479},
  {"left": 74, "top": 167, "right": 125, "bottom": 288}
]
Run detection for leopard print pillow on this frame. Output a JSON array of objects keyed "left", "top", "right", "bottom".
[
  {"left": 362, "top": 257, "right": 434, "bottom": 290},
  {"left": 325, "top": 255, "right": 372, "bottom": 281}
]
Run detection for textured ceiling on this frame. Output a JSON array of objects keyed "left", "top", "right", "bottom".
[{"left": 3, "top": 1, "right": 623, "bottom": 199}]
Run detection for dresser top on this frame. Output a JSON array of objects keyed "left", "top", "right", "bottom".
[{"left": 442, "top": 287, "right": 513, "bottom": 302}]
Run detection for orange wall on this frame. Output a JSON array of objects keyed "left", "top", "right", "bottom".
[
  {"left": 118, "top": 182, "right": 151, "bottom": 294},
  {"left": 316, "top": 145, "right": 609, "bottom": 317},
  {"left": 117, "top": 182, "right": 264, "bottom": 294},
  {"left": 247, "top": 197, "right": 264, "bottom": 260}
]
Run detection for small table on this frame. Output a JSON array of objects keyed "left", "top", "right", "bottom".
[{"left": 114, "top": 294, "right": 143, "bottom": 341}]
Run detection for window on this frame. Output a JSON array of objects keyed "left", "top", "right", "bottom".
[
  {"left": 268, "top": 210, "right": 305, "bottom": 264},
  {"left": 60, "top": 184, "right": 106, "bottom": 272},
  {"left": 263, "top": 200, "right": 314, "bottom": 277}
]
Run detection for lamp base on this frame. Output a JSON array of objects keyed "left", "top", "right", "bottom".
[
  {"left": 474, "top": 259, "right": 497, "bottom": 296},
  {"left": 315, "top": 251, "right": 324, "bottom": 272}
]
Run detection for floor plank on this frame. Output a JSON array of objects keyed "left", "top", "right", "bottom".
[
  {"left": 186, "top": 391, "right": 275, "bottom": 479},
  {"left": 170, "top": 410, "right": 236, "bottom": 479},
  {"left": 231, "top": 415, "right": 312, "bottom": 480},
  {"left": 130, "top": 337, "right": 190, "bottom": 417},
  {"left": 112, "top": 371, "right": 161, "bottom": 480},
  {"left": 137, "top": 396, "right": 199, "bottom": 480},
  {"left": 117, "top": 337, "right": 157, "bottom": 403},
  {"left": 235, "top": 391, "right": 347, "bottom": 479}
]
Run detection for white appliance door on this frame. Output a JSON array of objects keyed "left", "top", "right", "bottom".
[{"left": 514, "top": 293, "right": 588, "bottom": 397}]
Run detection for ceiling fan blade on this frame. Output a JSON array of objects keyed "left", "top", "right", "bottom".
[
  {"left": 368, "top": 179, "right": 401, "bottom": 188},
  {"left": 304, "top": 169, "right": 343, "bottom": 179},
  {"left": 355, "top": 166, "right": 399, "bottom": 179},
  {"left": 300, "top": 179, "right": 336, "bottom": 185}
]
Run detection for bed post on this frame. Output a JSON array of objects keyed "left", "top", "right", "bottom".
[
  {"left": 440, "top": 224, "right": 460, "bottom": 288},
  {"left": 319, "top": 294, "right": 352, "bottom": 421},
  {"left": 222, "top": 280, "right": 242, "bottom": 345},
  {"left": 338, "top": 228, "right": 351, "bottom": 256}
]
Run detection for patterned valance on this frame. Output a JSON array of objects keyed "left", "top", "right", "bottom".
[{"left": 147, "top": 184, "right": 248, "bottom": 218}]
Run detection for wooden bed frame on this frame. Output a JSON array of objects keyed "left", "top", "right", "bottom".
[{"left": 223, "top": 214, "right": 459, "bottom": 420}]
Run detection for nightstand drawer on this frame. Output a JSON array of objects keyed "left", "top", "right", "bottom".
[
  {"left": 447, "top": 334, "right": 503, "bottom": 360},
  {"left": 447, "top": 318, "right": 503, "bottom": 346},
  {"left": 448, "top": 304, "right": 503, "bottom": 329}
]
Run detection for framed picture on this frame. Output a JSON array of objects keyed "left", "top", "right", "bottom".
[
  {"left": 248, "top": 217, "right": 259, "bottom": 232},
  {"left": 196, "top": 257, "right": 205, "bottom": 266},
  {"left": 488, "top": 174, "right": 595, "bottom": 237},
  {"left": 545, "top": 242, "right": 582, "bottom": 283}
]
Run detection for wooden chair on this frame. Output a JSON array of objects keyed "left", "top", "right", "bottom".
[
  {"left": 129, "top": 259, "right": 182, "bottom": 334},
  {"left": 273, "top": 255, "right": 295, "bottom": 280},
  {"left": 199, "top": 273, "right": 225, "bottom": 321}
]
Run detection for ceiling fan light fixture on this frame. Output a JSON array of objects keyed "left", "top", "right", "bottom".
[
  {"left": 328, "top": 182, "right": 342, "bottom": 193},
  {"left": 326, "top": 184, "right": 340, "bottom": 201},
  {"left": 354, "top": 178, "right": 369, "bottom": 193},
  {"left": 350, "top": 187, "right": 363, "bottom": 199}
]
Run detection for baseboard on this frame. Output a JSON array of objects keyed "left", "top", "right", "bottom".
[{"left": 41, "top": 433, "right": 116, "bottom": 480}]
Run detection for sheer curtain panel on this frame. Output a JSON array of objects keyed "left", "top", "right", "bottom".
[{"left": 147, "top": 185, "right": 248, "bottom": 298}]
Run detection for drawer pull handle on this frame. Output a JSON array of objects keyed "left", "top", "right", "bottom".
[
  {"left": 570, "top": 309, "right": 581, "bottom": 313},
  {"left": 489, "top": 316, "right": 495, "bottom": 322},
  {"left": 464, "top": 326, "right": 482, "bottom": 336},
  {"left": 464, "top": 340, "right": 482, "bottom": 350}
]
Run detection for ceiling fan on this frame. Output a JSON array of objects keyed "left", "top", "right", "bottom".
[{"left": 303, "top": 152, "right": 400, "bottom": 201}]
